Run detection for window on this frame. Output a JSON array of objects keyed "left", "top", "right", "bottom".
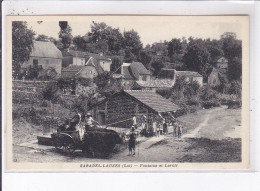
[{"left": 33, "top": 59, "right": 38, "bottom": 67}]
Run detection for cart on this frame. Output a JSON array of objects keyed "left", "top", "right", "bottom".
[{"left": 51, "top": 127, "right": 122, "bottom": 158}]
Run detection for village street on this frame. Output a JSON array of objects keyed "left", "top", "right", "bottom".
[{"left": 13, "top": 106, "right": 241, "bottom": 163}]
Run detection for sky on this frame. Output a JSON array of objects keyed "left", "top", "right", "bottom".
[{"left": 25, "top": 16, "right": 244, "bottom": 46}]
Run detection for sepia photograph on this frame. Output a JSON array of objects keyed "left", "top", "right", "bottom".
[{"left": 5, "top": 16, "right": 249, "bottom": 170}]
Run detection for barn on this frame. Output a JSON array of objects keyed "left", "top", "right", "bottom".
[{"left": 91, "top": 90, "right": 179, "bottom": 128}]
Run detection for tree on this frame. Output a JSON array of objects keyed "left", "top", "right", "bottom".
[
  {"left": 123, "top": 29, "right": 143, "bottom": 61},
  {"left": 220, "top": 32, "right": 242, "bottom": 81},
  {"left": 85, "top": 39, "right": 109, "bottom": 54},
  {"left": 227, "top": 57, "right": 242, "bottom": 81},
  {"left": 93, "top": 71, "right": 111, "bottom": 91},
  {"left": 73, "top": 35, "right": 88, "bottom": 51},
  {"left": 171, "top": 76, "right": 188, "bottom": 101},
  {"left": 110, "top": 56, "right": 123, "bottom": 73},
  {"left": 205, "top": 39, "right": 224, "bottom": 63},
  {"left": 221, "top": 32, "right": 242, "bottom": 61},
  {"left": 168, "top": 38, "right": 183, "bottom": 57},
  {"left": 88, "top": 22, "right": 124, "bottom": 54},
  {"left": 107, "top": 28, "right": 124, "bottom": 54},
  {"left": 59, "top": 21, "right": 73, "bottom": 50},
  {"left": 12, "top": 21, "right": 35, "bottom": 79},
  {"left": 150, "top": 57, "right": 165, "bottom": 76},
  {"left": 184, "top": 80, "right": 200, "bottom": 100},
  {"left": 35, "top": 34, "right": 49, "bottom": 41},
  {"left": 183, "top": 38, "right": 211, "bottom": 79},
  {"left": 138, "top": 50, "right": 152, "bottom": 70},
  {"left": 41, "top": 82, "right": 60, "bottom": 116},
  {"left": 228, "top": 80, "right": 242, "bottom": 98},
  {"left": 71, "top": 93, "right": 97, "bottom": 115}
]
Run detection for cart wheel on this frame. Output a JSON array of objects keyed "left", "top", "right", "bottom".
[
  {"left": 54, "top": 135, "right": 64, "bottom": 152},
  {"left": 66, "top": 143, "right": 76, "bottom": 155},
  {"left": 54, "top": 133, "right": 76, "bottom": 155}
]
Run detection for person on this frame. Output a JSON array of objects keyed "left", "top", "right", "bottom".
[
  {"left": 132, "top": 115, "right": 137, "bottom": 129},
  {"left": 141, "top": 115, "right": 147, "bottom": 130},
  {"left": 128, "top": 126, "right": 136, "bottom": 156},
  {"left": 157, "top": 123, "right": 161, "bottom": 137},
  {"left": 163, "top": 119, "right": 168, "bottom": 135},
  {"left": 85, "top": 113, "right": 99, "bottom": 130},
  {"left": 152, "top": 120, "right": 157, "bottom": 137},
  {"left": 173, "top": 121, "right": 178, "bottom": 137},
  {"left": 177, "top": 124, "right": 183, "bottom": 138},
  {"left": 57, "top": 119, "right": 70, "bottom": 132},
  {"left": 66, "top": 113, "right": 80, "bottom": 131}
]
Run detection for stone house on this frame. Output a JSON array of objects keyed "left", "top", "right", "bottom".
[
  {"left": 62, "top": 50, "right": 86, "bottom": 67},
  {"left": 62, "top": 50, "right": 112, "bottom": 72},
  {"left": 208, "top": 67, "right": 228, "bottom": 86},
  {"left": 215, "top": 57, "right": 228, "bottom": 72},
  {"left": 175, "top": 71, "right": 203, "bottom": 86},
  {"left": 22, "top": 41, "right": 63, "bottom": 74}
]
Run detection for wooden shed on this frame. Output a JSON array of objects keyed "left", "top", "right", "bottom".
[{"left": 91, "top": 90, "right": 179, "bottom": 128}]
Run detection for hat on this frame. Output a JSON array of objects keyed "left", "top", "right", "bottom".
[
  {"left": 131, "top": 126, "right": 135, "bottom": 131},
  {"left": 86, "top": 112, "right": 91, "bottom": 116}
]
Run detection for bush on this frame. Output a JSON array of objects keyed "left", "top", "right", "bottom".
[
  {"left": 200, "top": 86, "right": 218, "bottom": 101},
  {"left": 227, "top": 99, "right": 241, "bottom": 109},
  {"left": 202, "top": 99, "right": 221, "bottom": 109},
  {"left": 156, "top": 88, "right": 172, "bottom": 99},
  {"left": 40, "top": 100, "right": 49, "bottom": 107}
]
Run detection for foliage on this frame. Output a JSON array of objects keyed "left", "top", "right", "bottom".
[
  {"left": 199, "top": 85, "right": 218, "bottom": 101},
  {"left": 94, "top": 72, "right": 122, "bottom": 97},
  {"left": 183, "top": 38, "right": 211, "bottom": 79},
  {"left": 41, "top": 82, "right": 60, "bottom": 104},
  {"left": 110, "top": 56, "right": 124, "bottom": 73},
  {"left": 220, "top": 32, "right": 242, "bottom": 81},
  {"left": 86, "top": 22, "right": 124, "bottom": 55},
  {"left": 73, "top": 35, "right": 88, "bottom": 51},
  {"left": 37, "top": 67, "right": 58, "bottom": 81},
  {"left": 205, "top": 39, "right": 224, "bottom": 63},
  {"left": 150, "top": 57, "right": 165, "bottom": 76},
  {"left": 12, "top": 21, "right": 35, "bottom": 79},
  {"left": 59, "top": 21, "right": 73, "bottom": 50},
  {"left": 184, "top": 80, "right": 201, "bottom": 100},
  {"left": 168, "top": 38, "right": 183, "bottom": 56},
  {"left": 227, "top": 99, "right": 241, "bottom": 109},
  {"left": 70, "top": 93, "right": 96, "bottom": 115},
  {"left": 93, "top": 71, "right": 111, "bottom": 90},
  {"left": 123, "top": 29, "right": 143, "bottom": 62},
  {"left": 35, "top": 34, "right": 50, "bottom": 41},
  {"left": 228, "top": 80, "right": 242, "bottom": 97},
  {"left": 221, "top": 32, "right": 242, "bottom": 61},
  {"left": 227, "top": 57, "right": 242, "bottom": 81},
  {"left": 138, "top": 50, "right": 152, "bottom": 71},
  {"left": 24, "top": 65, "right": 40, "bottom": 80},
  {"left": 156, "top": 88, "right": 173, "bottom": 99},
  {"left": 171, "top": 76, "right": 188, "bottom": 100},
  {"left": 201, "top": 100, "right": 221, "bottom": 109}
]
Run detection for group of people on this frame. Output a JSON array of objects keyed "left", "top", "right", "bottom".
[
  {"left": 57, "top": 112, "right": 100, "bottom": 140},
  {"left": 172, "top": 120, "right": 183, "bottom": 138},
  {"left": 128, "top": 114, "right": 184, "bottom": 156}
]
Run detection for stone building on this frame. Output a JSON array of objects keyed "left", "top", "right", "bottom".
[{"left": 22, "top": 41, "right": 63, "bottom": 74}]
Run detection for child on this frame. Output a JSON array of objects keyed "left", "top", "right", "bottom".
[{"left": 128, "top": 127, "right": 136, "bottom": 156}]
